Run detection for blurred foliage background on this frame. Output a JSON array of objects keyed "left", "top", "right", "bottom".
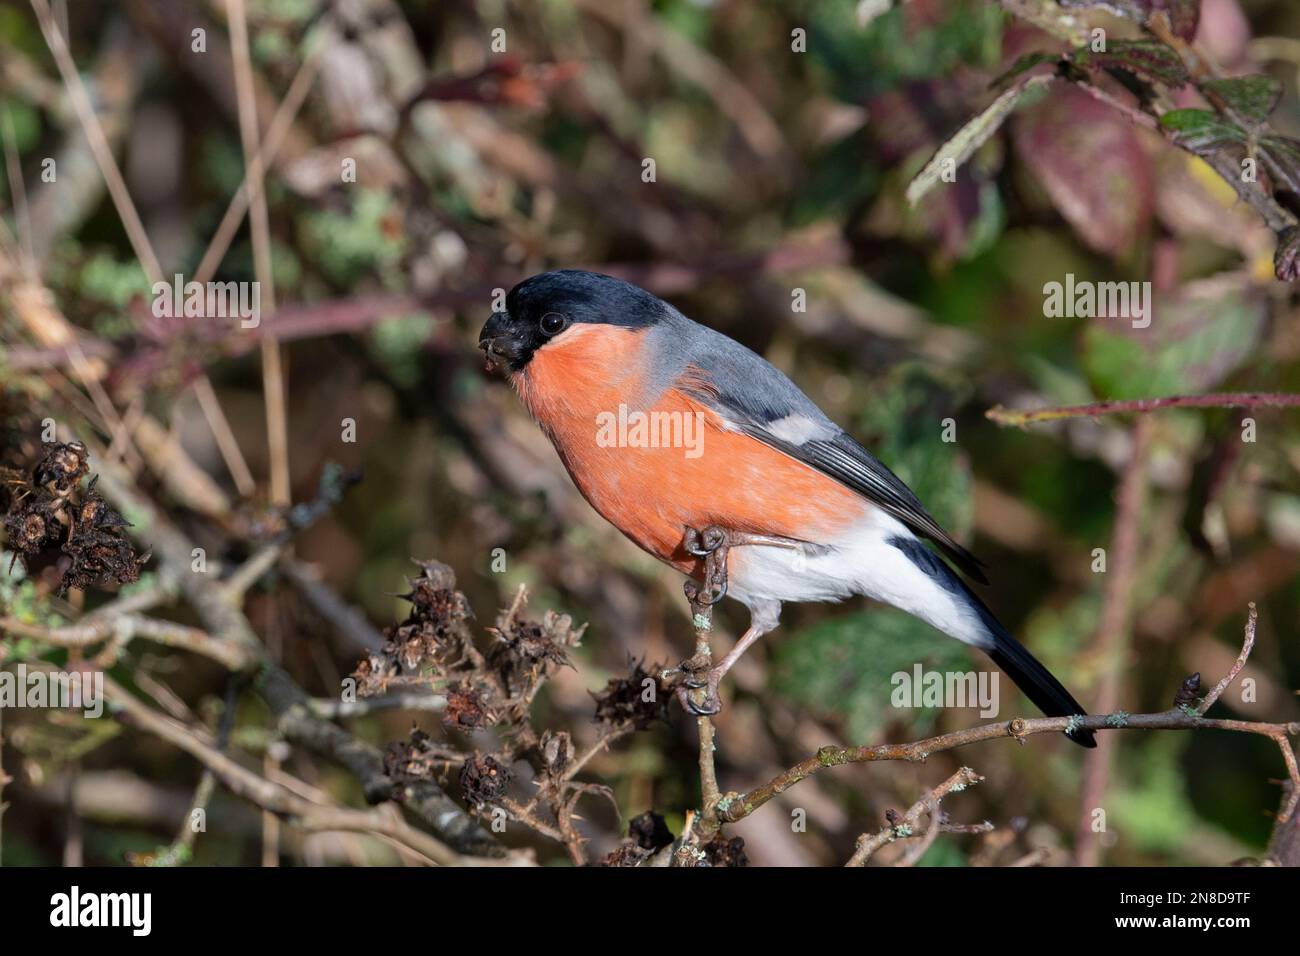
[{"left": 1, "top": 0, "right": 1299, "bottom": 866}]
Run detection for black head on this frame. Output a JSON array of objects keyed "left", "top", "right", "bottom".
[{"left": 478, "top": 270, "right": 664, "bottom": 372}]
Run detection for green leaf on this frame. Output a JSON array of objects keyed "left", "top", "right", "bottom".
[
  {"left": 992, "top": 52, "right": 1057, "bottom": 89},
  {"left": 1083, "top": 283, "right": 1267, "bottom": 399},
  {"left": 856, "top": 364, "right": 973, "bottom": 537},
  {"left": 1076, "top": 39, "right": 1188, "bottom": 87},
  {"left": 774, "top": 608, "right": 973, "bottom": 743},
  {"left": 906, "top": 75, "right": 1051, "bottom": 207},
  {"left": 1201, "top": 75, "right": 1282, "bottom": 126},
  {"left": 1159, "top": 108, "right": 1246, "bottom": 154}
]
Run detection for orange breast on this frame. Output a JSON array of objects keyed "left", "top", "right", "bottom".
[{"left": 513, "top": 324, "right": 866, "bottom": 576}]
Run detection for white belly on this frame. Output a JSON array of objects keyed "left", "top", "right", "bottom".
[{"left": 726, "top": 511, "right": 986, "bottom": 647}]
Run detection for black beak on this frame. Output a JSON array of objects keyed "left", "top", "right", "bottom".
[
  {"left": 478, "top": 311, "right": 525, "bottom": 370},
  {"left": 478, "top": 311, "right": 510, "bottom": 350}
]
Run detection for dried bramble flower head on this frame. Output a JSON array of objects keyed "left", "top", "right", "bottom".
[
  {"left": 34, "top": 440, "right": 89, "bottom": 488},
  {"left": 600, "top": 843, "right": 651, "bottom": 867},
  {"left": 350, "top": 560, "right": 482, "bottom": 695},
  {"left": 488, "top": 606, "right": 584, "bottom": 695},
  {"left": 2, "top": 438, "right": 145, "bottom": 591},
  {"left": 443, "top": 682, "right": 496, "bottom": 730},
  {"left": 592, "top": 658, "right": 669, "bottom": 730},
  {"left": 699, "top": 833, "right": 748, "bottom": 868},
  {"left": 18, "top": 512, "right": 46, "bottom": 546},
  {"left": 458, "top": 753, "right": 511, "bottom": 809}
]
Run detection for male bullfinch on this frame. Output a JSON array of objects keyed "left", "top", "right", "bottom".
[{"left": 479, "top": 269, "right": 1095, "bottom": 747}]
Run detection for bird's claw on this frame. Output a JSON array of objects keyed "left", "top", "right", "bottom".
[
  {"left": 684, "top": 577, "right": 727, "bottom": 606},
  {"left": 684, "top": 525, "right": 727, "bottom": 557},
  {"left": 675, "top": 676, "right": 722, "bottom": 716},
  {"left": 667, "top": 655, "right": 724, "bottom": 715}
]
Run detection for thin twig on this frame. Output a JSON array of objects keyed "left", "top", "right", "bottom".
[
  {"left": 720, "top": 697, "right": 1300, "bottom": 829},
  {"left": 29, "top": 0, "right": 162, "bottom": 282},
  {"left": 0, "top": 613, "right": 257, "bottom": 671},
  {"left": 987, "top": 393, "right": 1300, "bottom": 428},
  {"left": 97, "top": 672, "right": 496, "bottom": 865},
  {"left": 1199, "top": 603, "right": 1257, "bottom": 715},
  {"left": 227, "top": 0, "right": 290, "bottom": 507},
  {"left": 846, "top": 767, "right": 984, "bottom": 867}
]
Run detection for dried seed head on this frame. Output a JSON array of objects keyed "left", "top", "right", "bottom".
[
  {"left": 699, "top": 834, "right": 748, "bottom": 868},
  {"left": 459, "top": 753, "right": 511, "bottom": 809},
  {"left": 600, "top": 843, "right": 651, "bottom": 867},
  {"left": 592, "top": 659, "right": 669, "bottom": 730},
  {"left": 628, "top": 811, "right": 674, "bottom": 851},
  {"left": 443, "top": 683, "right": 495, "bottom": 730},
  {"left": 34, "top": 441, "right": 89, "bottom": 488},
  {"left": 19, "top": 512, "right": 46, "bottom": 545}
]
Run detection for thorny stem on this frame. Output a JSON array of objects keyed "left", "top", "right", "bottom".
[
  {"left": 1200, "top": 603, "right": 1257, "bottom": 716},
  {"left": 721, "top": 599, "right": 1297, "bottom": 837},
  {"left": 724, "top": 708, "right": 1299, "bottom": 826},
  {"left": 845, "top": 766, "right": 987, "bottom": 867},
  {"left": 986, "top": 393, "right": 1300, "bottom": 428}
]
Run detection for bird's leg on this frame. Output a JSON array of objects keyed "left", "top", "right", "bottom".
[
  {"left": 665, "top": 531, "right": 730, "bottom": 712},
  {"left": 677, "top": 623, "right": 770, "bottom": 716},
  {"left": 683, "top": 526, "right": 804, "bottom": 557},
  {"left": 669, "top": 524, "right": 791, "bottom": 716}
]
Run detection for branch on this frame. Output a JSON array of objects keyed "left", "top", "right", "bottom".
[
  {"left": 98, "top": 671, "right": 513, "bottom": 866},
  {"left": 83, "top": 450, "right": 503, "bottom": 857},
  {"left": 723, "top": 708, "right": 1300, "bottom": 826},
  {"left": 1, "top": 613, "right": 256, "bottom": 672},
  {"left": 846, "top": 766, "right": 988, "bottom": 867},
  {"left": 719, "top": 606, "right": 1300, "bottom": 832},
  {"left": 1199, "top": 603, "right": 1257, "bottom": 716},
  {"left": 986, "top": 392, "right": 1300, "bottom": 428}
]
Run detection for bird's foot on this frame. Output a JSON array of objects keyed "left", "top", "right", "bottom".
[
  {"left": 668, "top": 655, "right": 724, "bottom": 716},
  {"left": 683, "top": 525, "right": 727, "bottom": 557},
  {"left": 684, "top": 526, "right": 804, "bottom": 557}
]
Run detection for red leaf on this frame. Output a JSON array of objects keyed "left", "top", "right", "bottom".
[{"left": 1013, "top": 85, "right": 1155, "bottom": 255}]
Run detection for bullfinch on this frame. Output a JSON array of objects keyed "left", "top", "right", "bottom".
[{"left": 479, "top": 269, "right": 1095, "bottom": 747}]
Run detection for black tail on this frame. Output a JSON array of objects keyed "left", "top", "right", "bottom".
[
  {"left": 967, "top": 585, "right": 1095, "bottom": 748},
  {"left": 985, "top": 627, "right": 1096, "bottom": 748},
  {"left": 889, "top": 536, "right": 1096, "bottom": 747}
]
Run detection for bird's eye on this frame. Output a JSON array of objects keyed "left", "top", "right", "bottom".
[{"left": 539, "top": 312, "right": 567, "bottom": 336}]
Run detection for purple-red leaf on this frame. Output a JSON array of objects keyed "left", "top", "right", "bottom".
[
  {"left": 1076, "top": 39, "right": 1189, "bottom": 87},
  {"left": 1276, "top": 227, "right": 1300, "bottom": 282},
  {"left": 1014, "top": 85, "right": 1155, "bottom": 255}
]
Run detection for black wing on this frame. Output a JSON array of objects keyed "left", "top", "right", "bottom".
[
  {"left": 670, "top": 329, "right": 988, "bottom": 584},
  {"left": 736, "top": 424, "right": 989, "bottom": 584}
]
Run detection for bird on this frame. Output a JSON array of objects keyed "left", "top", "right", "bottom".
[{"left": 479, "top": 269, "right": 1096, "bottom": 747}]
